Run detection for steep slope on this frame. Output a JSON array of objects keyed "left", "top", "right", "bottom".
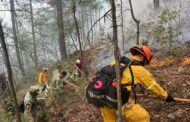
[{"left": 47, "top": 45, "right": 190, "bottom": 122}]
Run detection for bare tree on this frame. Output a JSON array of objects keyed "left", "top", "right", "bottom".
[
  {"left": 0, "top": 22, "right": 21, "bottom": 122},
  {"left": 56, "top": 0, "right": 67, "bottom": 60},
  {"left": 10, "top": 0, "right": 26, "bottom": 80},
  {"left": 129, "top": 0, "right": 140, "bottom": 45},
  {"left": 29, "top": 0, "right": 38, "bottom": 67},
  {"left": 110, "top": 0, "right": 123, "bottom": 121}
]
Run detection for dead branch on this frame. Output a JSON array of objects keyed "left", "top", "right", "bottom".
[
  {"left": 86, "top": 9, "right": 112, "bottom": 46},
  {"left": 129, "top": 0, "right": 140, "bottom": 45}
]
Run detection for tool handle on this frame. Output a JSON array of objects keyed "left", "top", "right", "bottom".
[{"left": 136, "top": 94, "right": 190, "bottom": 103}]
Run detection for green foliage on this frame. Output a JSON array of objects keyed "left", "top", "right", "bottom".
[
  {"left": 0, "top": 90, "right": 15, "bottom": 122},
  {"left": 37, "top": 111, "right": 48, "bottom": 121},
  {"left": 153, "top": 9, "right": 178, "bottom": 47},
  {"left": 0, "top": 91, "right": 15, "bottom": 113},
  {"left": 0, "top": 111, "right": 14, "bottom": 122}
]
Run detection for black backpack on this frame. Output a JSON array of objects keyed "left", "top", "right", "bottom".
[
  {"left": 86, "top": 56, "right": 140, "bottom": 109},
  {"left": 19, "top": 93, "right": 27, "bottom": 113},
  {"left": 19, "top": 101, "right": 25, "bottom": 113}
]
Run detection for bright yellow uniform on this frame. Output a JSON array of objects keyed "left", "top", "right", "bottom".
[
  {"left": 38, "top": 72, "right": 47, "bottom": 85},
  {"left": 102, "top": 61, "right": 168, "bottom": 122}
]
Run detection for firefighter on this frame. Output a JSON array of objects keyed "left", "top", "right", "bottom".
[
  {"left": 102, "top": 45, "right": 175, "bottom": 122},
  {"left": 24, "top": 86, "right": 40, "bottom": 122},
  {"left": 38, "top": 67, "right": 49, "bottom": 92}
]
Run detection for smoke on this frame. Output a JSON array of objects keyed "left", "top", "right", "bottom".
[{"left": 100, "top": 0, "right": 190, "bottom": 51}]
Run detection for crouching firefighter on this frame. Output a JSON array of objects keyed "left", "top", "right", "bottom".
[
  {"left": 86, "top": 45, "right": 175, "bottom": 122},
  {"left": 24, "top": 86, "right": 40, "bottom": 122}
]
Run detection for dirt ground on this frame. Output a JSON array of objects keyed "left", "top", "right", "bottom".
[{"left": 49, "top": 49, "right": 190, "bottom": 122}]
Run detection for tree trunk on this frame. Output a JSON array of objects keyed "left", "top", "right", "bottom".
[
  {"left": 154, "top": 0, "right": 160, "bottom": 10},
  {"left": 110, "top": 0, "right": 123, "bottom": 121},
  {"left": 56, "top": 0, "right": 67, "bottom": 60},
  {"left": 0, "top": 22, "right": 21, "bottom": 122},
  {"left": 10, "top": 0, "right": 26, "bottom": 80},
  {"left": 120, "top": 0, "right": 125, "bottom": 52},
  {"left": 69, "top": 31, "right": 78, "bottom": 51},
  {"left": 129, "top": 0, "right": 140, "bottom": 45},
  {"left": 90, "top": 15, "right": 94, "bottom": 47},
  {"left": 72, "top": 0, "right": 88, "bottom": 76},
  {"left": 72, "top": 0, "right": 83, "bottom": 59},
  {"left": 29, "top": 0, "right": 38, "bottom": 68}
]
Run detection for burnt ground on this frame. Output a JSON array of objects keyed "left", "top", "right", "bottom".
[{"left": 48, "top": 48, "right": 190, "bottom": 122}]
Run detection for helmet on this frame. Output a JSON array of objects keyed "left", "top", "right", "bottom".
[
  {"left": 29, "top": 86, "right": 40, "bottom": 93},
  {"left": 130, "top": 45, "right": 153, "bottom": 64},
  {"left": 76, "top": 59, "right": 81, "bottom": 64},
  {"left": 43, "top": 67, "right": 48, "bottom": 71}
]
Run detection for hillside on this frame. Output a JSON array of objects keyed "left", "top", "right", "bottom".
[
  {"left": 1, "top": 0, "right": 190, "bottom": 122},
  {"left": 44, "top": 45, "right": 190, "bottom": 122}
]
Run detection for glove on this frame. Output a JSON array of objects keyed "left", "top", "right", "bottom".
[{"left": 165, "top": 95, "right": 175, "bottom": 102}]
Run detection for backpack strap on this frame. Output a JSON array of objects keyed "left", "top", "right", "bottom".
[
  {"left": 120, "top": 58, "right": 138, "bottom": 104},
  {"left": 128, "top": 65, "right": 137, "bottom": 104}
]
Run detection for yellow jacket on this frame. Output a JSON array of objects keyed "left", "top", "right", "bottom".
[
  {"left": 112, "top": 59, "right": 168, "bottom": 99},
  {"left": 38, "top": 72, "right": 47, "bottom": 85}
]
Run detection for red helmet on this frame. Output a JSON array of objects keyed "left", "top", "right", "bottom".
[{"left": 130, "top": 45, "right": 153, "bottom": 64}]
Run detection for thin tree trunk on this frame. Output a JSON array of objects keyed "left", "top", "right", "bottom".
[
  {"left": 87, "top": 16, "right": 91, "bottom": 47},
  {"left": 15, "top": 18, "right": 25, "bottom": 82},
  {"left": 72, "top": 0, "right": 83, "bottom": 59},
  {"left": 120, "top": 0, "right": 125, "bottom": 52},
  {"left": 72, "top": 0, "right": 88, "bottom": 76},
  {"left": 178, "top": 0, "right": 181, "bottom": 36},
  {"left": 153, "top": 0, "right": 160, "bottom": 10},
  {"left": 86, "top": 9, "right": 111, "bottom": 47},
  {"left": 10, "top": 0, "right": 26, "bottom": 80},
  {"left": 129, "top": 0, "right": 140, "bottom": 45},
  {"left": 111, "top": 0, "right": 123, "bottom": 121},
  {"left": 0, "top": 22, "right": 21, "bottom": 122},
  {"left": 29, "top": 0, "right": 38, "bottom": 67},
  {"left": 91, "top": 16, "right": 94, "bottom": 46},
  {"left": 56, "top": 0, "right": 67, "bottom": 60},
  {"left": 69, "top": 31, "right": 78, "bottom": 51}
]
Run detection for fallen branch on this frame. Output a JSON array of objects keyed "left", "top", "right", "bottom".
[
  {"left": 64, "top": 81, "right": 79, "bottom": 88},
  {"left": 136, "top": 94, "right": 190, "bottom": 103}
]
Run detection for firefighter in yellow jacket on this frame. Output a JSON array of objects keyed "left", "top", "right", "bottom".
[
  {"left": 38, "top": 67, "right": 49, "bottom": 92},
  {"left": 102, "top": 45, "right": 175, "bottom": 122}
]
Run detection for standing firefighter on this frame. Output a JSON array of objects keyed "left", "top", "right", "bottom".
[
  {"left": 51, "top": 65, "right": 62, "bottom": 88},
  {"left": 74, "top": 59, "right": 84, "bottom": 77},
  {"left": 86, "top": 45, "right": 175, "bottom": 122},
  {"left": 24, "top": 86, "right": 40, "bottom": 122},
  {"left": 38, "top": 67, "right": 49, "bottom": 92}
]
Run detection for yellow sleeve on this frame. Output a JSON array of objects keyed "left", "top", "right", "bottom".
[
  {"left": 135, "top": 66, "right": 168, "bottom": 99},
  {"left": 43, "top": 74, "right": 47, "bottom": 83},
  {"left": 38, "top": 73, "right": 44, "bottom": 84}
]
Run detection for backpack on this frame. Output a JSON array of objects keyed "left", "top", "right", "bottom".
[
  {"left": 19, "top": 93, "right": 27, "bottom": 113},
  {"left": 86, "top": 56, "right": 141, "bottom": 109},
  {"left": 19, "top": 101, "right": 25, "bottom": 113}
]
